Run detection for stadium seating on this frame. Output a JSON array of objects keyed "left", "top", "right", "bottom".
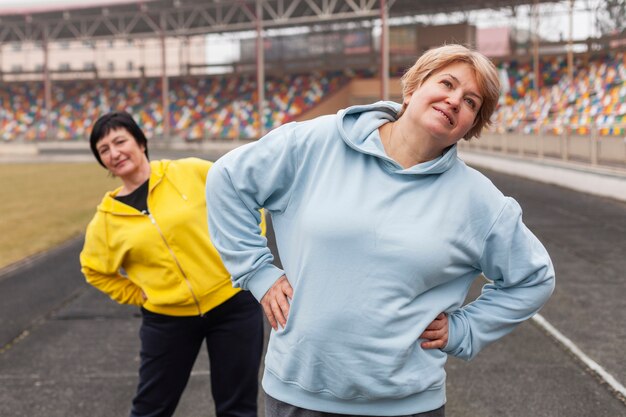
[
  {"left": 1, "top": 52, "right": 624, "bottom": 141},
  {"left": 1, "top": 71, "right": 350, "bottom": 141},
  {"left": 493, "top": 52, "right": 626, "bottom": 136}
]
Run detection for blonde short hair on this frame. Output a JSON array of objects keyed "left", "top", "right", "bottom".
[{"left": 399, "top": 44, "right": 500, "bottom": 140}]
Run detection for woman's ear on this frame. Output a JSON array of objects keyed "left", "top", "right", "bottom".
[{"left": 403, "top": 91, "right": 413, "bottom": 107}]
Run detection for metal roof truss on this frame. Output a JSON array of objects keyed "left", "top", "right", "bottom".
[
  {"left": 0, "top": 0, "right": 409, "bottom": 43},
  {"left": 0, "top": 0, "right": 551, "bottom": 44}
]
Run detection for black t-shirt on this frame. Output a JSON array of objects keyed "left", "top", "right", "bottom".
[{"left": 115, "top": 179, "right": 149, "bottom": 214}]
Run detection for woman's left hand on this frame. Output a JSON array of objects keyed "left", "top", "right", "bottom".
[{"left": 420, "top": 313, "right": 449, "bottom": 349}]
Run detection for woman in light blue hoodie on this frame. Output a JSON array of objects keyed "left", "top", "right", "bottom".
[{"left": 206, "top": 44, "right": 555, "bottom": 417}]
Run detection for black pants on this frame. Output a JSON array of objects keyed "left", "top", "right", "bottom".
[{"left": 130, "top": 291, "right": 263, "bottom": 417}]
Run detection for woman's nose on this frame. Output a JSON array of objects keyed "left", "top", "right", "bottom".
[{"left": 446, "top": 93, "right": 462, "bottom": 112}]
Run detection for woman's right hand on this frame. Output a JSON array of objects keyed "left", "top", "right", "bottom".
[
  {"left": 420, "top": 313, "right": 449, "bottom": 349},
  {"left": 260, "top": 275, "right": 293, "bottom": 330}
]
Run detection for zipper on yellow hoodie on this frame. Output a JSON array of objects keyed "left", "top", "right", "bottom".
[{"left": 144, "top": 209, "right": 203, "bottom": 316}]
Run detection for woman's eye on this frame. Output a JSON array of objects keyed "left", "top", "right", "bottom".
[
  {"left": 465, "top": 98, "right": 476, "bottom": 109},
  {"left": 441, "top": 80, "right": 452, "bottom": 88}
]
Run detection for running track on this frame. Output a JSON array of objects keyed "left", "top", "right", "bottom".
[{"left": 1, "top": 149, "right": 624, "bottom": 417}]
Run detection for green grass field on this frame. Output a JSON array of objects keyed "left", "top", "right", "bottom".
[{"left": 0, "top": 163, "right": 119, "bottom": 270}]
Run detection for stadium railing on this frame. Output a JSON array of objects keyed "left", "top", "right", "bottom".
[{"left": 458, "top": 124, "right": 626, "bottom": 171}]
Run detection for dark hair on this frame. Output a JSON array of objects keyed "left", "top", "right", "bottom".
[{"left": 89, "top": 111, "right": 149, "bottom": 167}]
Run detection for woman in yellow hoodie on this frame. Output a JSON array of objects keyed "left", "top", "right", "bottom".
[{"left": 80, "top": 111, "right": 264, "bottom": 417}]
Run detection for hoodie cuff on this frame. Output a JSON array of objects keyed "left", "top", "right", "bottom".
[
  {"left": 442, "top": 311, "right": 462, "bottom": 354},
  {"left": 246, "top": 264, "right": 286, "bottom": 302}
]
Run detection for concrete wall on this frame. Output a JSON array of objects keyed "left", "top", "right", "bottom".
[
  {"left": 464, "top": 132, "right": 626, "bottom": 168},
  {"left": 296, "top": 76, "right": 404, "bottom": 123}
]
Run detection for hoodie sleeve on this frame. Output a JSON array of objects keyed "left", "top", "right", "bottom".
[
  {"left": 80, "top": 217, "right": 144, "bottom": 306},
  {"left": 206, "top": 123, "right": 299, "bottom": 301},
  {"left": 184, "top": 157, "right": 268, "bottom": 237},
  {"left": 443, "top": 197, "right": 555, "bottom": 360}
]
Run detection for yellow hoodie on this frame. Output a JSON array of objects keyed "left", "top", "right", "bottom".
[{"left": 80, "top": 157, "right": 266, "bottom": 316}]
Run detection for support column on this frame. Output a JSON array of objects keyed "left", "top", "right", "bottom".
[
  {"left": 160, "top": 32, "right": 170, "bottom": 141},
  {"left": 43, "top": 35, "right": 52, "bottom": 140},
  {"left": 532, "top": 0, "right": 540, "bottom": 92},
  {"left": 567, "top": 0, "right": 574, "bottom": 82},
  {"left": 256, "top": 0, "right": 266, "bottom": 138},
  {"left": 380, "top": 0, "right": 389, "bottom": 101}
]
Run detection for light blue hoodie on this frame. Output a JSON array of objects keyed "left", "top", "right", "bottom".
[{"left": 206, "top": 101, "right": 555, "bottom": 416}]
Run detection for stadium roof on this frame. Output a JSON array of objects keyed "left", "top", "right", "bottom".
[
  {"left": 0, "top": 0, "right": 138, "bottom": 16},
  {"left": 0, "top": 0, "right": 559, "bottom": 43}
]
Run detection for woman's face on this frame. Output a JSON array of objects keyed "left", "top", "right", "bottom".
[
  {"left": 403, "top": 61, "right": 482, "bottom": 150},
  {"left": 95, "top": 128, "right": 147, "bottom": 179}
]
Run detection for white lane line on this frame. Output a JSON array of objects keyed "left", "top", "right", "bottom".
[{"left": 532, "top": 314, "right": 626, "bottom": 399}]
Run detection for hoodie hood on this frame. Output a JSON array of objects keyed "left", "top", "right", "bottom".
[
  {"left": 336, "top": 100, "right": 458, "bottom": 175},
  {"left": 96, "top": 159, "right": 173, "bottom": 214}
]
